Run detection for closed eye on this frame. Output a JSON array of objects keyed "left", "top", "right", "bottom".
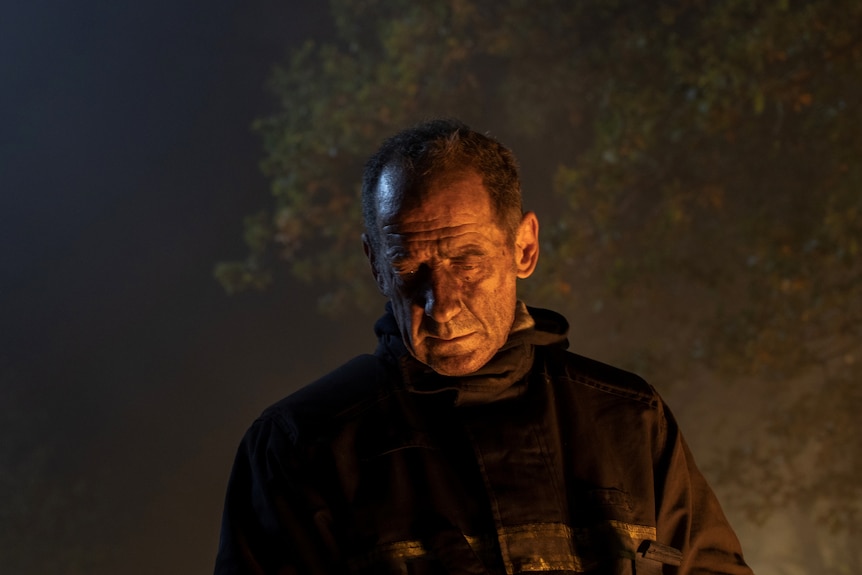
[{"left": 450, "top": 257, "right": 481, "bottom": 271}]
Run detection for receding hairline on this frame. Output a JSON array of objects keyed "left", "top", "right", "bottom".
[
  {"left": 361, "top": 119, "right": 525, "bottom": 252},
  {"left": 368, "top": 163, "right": 519, "bottom": 242}
]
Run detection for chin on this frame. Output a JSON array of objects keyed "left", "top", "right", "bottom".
[{"left": 424, "top": 352, "right": 492, "bottom": 377}]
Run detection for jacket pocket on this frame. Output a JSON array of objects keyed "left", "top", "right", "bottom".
[{"left": 629, "top": 540, "right": 682, "bottom": 574}]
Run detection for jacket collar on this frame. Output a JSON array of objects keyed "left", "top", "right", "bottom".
[{"left": 374, "top": 302, "right": 569, "bottom": 406}]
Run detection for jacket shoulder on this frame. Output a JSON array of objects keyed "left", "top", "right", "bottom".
[
  {"left": 540, "top": 347, "right": 659, "bottom": 408},
  {"left": 259, "top": 354, "right": 394, "bottom": 444}
]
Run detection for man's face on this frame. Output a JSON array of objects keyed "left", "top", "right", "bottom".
[{"left": 365, "top": 167, "right": 539, "bottom": 376}]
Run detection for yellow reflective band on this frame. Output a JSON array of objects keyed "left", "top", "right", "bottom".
[
  {"left": 498, "top": 521, "right": 657, "bottom": 573},
  {"left": 346, "top": 521, "right": 657, "bottom": 574},
  {"left": 346, "top": 533, "right": 497, "bottom": 572}
]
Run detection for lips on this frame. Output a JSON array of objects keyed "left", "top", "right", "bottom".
[
  {"left": 421, "top": 335, "right": 481, "bottom": 356},
  {"left": 426, "top": 331, "right": 475, "bottom": 342},
  {"left": 415, "top": 317, "right": 481, "bottom": 347},
  {"left": 420, "top": 321, "right": 478, "bottom": 340}
]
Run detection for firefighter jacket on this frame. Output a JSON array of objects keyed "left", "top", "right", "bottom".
[{"left": 215, "top": 305, "right": 753, "bottom": 575}]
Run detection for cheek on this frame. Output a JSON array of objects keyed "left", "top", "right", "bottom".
[
  {"left": 389, "top": 292, "right": 424, "bottom": 337},
  {"left": 470, "top": 273, "right": 517, "bottom": 319}
]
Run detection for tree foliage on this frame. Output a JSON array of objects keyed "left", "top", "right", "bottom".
[{"left": 217, "top": 0, "right": 862, "bottom": 540}]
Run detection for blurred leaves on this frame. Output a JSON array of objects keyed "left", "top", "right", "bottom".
[{"left": 218, "top": 0, "right": 862, "bottom": 534}]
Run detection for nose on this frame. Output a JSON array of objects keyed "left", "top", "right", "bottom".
[{"left": 422, "top": 269, "right": 462, "bottom": 324}]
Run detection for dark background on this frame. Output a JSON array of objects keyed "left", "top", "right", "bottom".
[{"left": 1, "top": 2, "right": 378, "bottom": 572}]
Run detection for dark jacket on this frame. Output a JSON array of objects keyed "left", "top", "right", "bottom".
[{"left": 215, "top": 307, "right": 752, "bottom": 575}]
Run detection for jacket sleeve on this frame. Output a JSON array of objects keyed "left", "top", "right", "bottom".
[
  {"left": 653, "top": 401, "right": 754, "bottom": 575},
  {"left": 213, "top": 415, "right": 338, "bottom": 575}
]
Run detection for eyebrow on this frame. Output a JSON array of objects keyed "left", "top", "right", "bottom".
[
  {"left": 450, "top": 245, "right": 488, "bottom": 256},
  {"left": 384, "top": 246, "right": 411, "bottom": 260},
  {"left": 385, "top": 244, "right": 488, "bottom": 265}
]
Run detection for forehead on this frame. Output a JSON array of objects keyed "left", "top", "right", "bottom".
[{"left": 375, "top": 167, "right": 495, "bottom": 229}]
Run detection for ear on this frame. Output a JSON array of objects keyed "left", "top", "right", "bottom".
[
  {"left": 514, "top": 212, "right": 540, "bottom": 279},
  {"left": 362, "top": 233, "right": 389, "bottom": 295}
]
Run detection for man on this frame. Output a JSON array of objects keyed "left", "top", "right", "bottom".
[{"left": 215, "top": 119, "right": 753, "bottom": 574}]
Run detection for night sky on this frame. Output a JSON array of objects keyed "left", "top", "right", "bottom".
[{"left": 1, "top": 2, "right": 374, "bottom": 572}]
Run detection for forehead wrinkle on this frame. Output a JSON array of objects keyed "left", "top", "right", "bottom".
[{"left": 381, "top": 222, "right": 485, "bottom": 240}]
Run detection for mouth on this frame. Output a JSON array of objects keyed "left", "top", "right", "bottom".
[
  {"left": 416, "top": 318, "right": 480, "bottom": 346},
  {"left": 436, "top": 334, "right": 469, "bottom": 342},
  {"left": 426, "top": 332, "right": 475, "bottom": 344}
]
